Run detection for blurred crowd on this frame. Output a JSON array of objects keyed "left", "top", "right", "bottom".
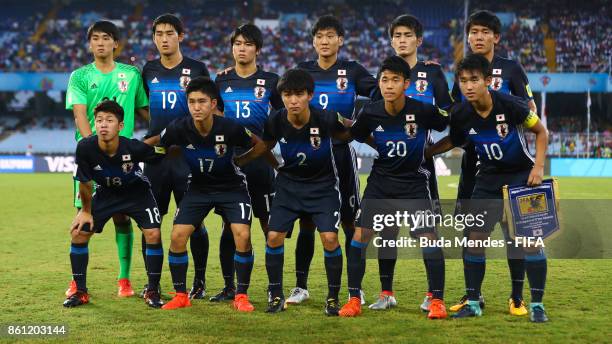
[{"left": 0, "top": 1, "right": 609, "bottom": 73}]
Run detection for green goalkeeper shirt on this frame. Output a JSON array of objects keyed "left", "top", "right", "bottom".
[{"left": 66, "top": 62, "right": 148, "bottom": 141}]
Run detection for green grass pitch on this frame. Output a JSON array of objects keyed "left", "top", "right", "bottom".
[{"left": 0, "top": 174, "right": 610, "bottom": 343}]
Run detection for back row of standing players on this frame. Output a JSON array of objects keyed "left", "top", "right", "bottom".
[{"left": 63, "top": 10, "right": 549, "bottom": 322}]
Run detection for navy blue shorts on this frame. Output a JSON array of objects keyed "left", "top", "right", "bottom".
[
  {"left": 356, "top": 176, "right": 435, "bottom": 236},
  {"left": 143, "top": 148, "right": 189, "bottom": 216},
  {"left": 333, "top": 143, "right": 360, "bottom": 223},
  {"left": 242, "top": 157, "right": 275, "bottom": 219},
  {"left": 86, "top": 186, "right": 161, "bottom": 233},
  {"left": 268, "top": 175, "right": 340, "bottom": 233},
  {"left": 465, "top": 169, "right": 531, "bottom": 233},
  {"left": 175, "top": 187, "right": 252, "bottom": 227}
]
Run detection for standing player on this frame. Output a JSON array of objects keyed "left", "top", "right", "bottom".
[
  {"left": 63, "top": 100, "right": 166, "bottom": 309},
  {"left": 141, "top": 13, "right": 211, "bottom": 300},
  {"left": 146, "top": 77, "right": 267, "bottom": 312},
  {"left": 239, "top": 69, "right": 348, "bottom": 315},
  {"left": 338, "top": 56, "right": 449, "bottom": 318},
  {"left": 387, "top": 14, "right": 453, "bottom": 312},
  {"left": 449, "top": 10, "right": 538, "bottom": 315},
  {"left": 427, "top": 54, "right": 549, "bottom": 322},
  {"left": 289, "top": 15, "right": 377, "bottom": 304},
  {"left": 212, "top": 23, "right": 283, "bottom": 302},
  {"left": 65, "top": 20, "right": 149, "bottom": 298}
]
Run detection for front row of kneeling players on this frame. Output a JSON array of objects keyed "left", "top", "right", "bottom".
[{"left": 65, "top": 54, "right": 549, "bottom": 321}]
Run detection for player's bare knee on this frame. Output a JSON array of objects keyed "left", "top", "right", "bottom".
[
  {"left": 320, "top": 233, "right": 339, "bottom": 250},
  {"left": 266, "top": 231, "right": 285, "bottom": 247},
  {"left": 72, "top": 231, "right": 92, "bottom": 243},
  {"left": 142, "top": 228, "right": 161, "bottom": 243}
]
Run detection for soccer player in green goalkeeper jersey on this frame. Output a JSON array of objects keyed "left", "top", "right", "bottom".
[{"left": 64, "top": 20, "right": 149, "bottom": 298}]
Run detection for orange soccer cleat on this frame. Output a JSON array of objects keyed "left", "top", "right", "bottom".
[
  {"left": 162, "top": 292, "right": 192, "bottom": 310},
  {"left": 233, "top": 293, "right": 255, "bottom": 312},
  {"left": 339, "top": 297, "right": 362, "bottom": 317},
  {"left": 117, "top": 278, "right": 135, "bottom": 297},
  {"left": 65, "top": 280, "right": 77, "bottom": 297},
  {"left": 427, "top": 298, "right": 448, "bottom": 319}
]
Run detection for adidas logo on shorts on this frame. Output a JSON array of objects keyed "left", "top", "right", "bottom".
[
  {"left": 375, "top": 125, "right": 384, "bottom": 132},
  {"left": 469, "top": 128, "right": 477, "bottom": 135}
]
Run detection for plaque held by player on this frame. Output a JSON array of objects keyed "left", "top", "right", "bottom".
[{"left": 503, "top": 179, "right": 561, "bottom": 241}]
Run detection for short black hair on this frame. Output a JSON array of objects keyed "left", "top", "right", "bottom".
[
  {"left": 94, "top": 100, "right": 124, "bottom": 122},
  {"left": 152, "top": 13, "right": 184, "bottom": 36},
  {"left": 277, "top": 69, "right": 315, "bottom": 95},
  {"left": 231, "top": 23, "right": 263, "bottom": 50},
  {"left": 185, "top": 76, "right": 219, "bottom": 100},
  {"left": 455, "top": 54, "right": 492, "bottom": 79},
  {"left": 378, "top": 56, "right": 411, "bottom": 80},
  {"left": 466, "top": 10, "right": 501, "bottom": 35},
  {"left": 311, "top": 15, "right": 344, "bottom": 37},
  {"left": 87, "top": 20, "right": 120, "bottom": 41},
  {"left": 388, "top": 14, "right": 423, "bottom": 39}
]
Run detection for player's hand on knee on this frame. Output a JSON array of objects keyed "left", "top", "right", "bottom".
[
  {"left": 72, "top": 211, "right": 93, "bottom": 234},
  {"left": 527, "top": 165, "right": 544, "bottom": 186}
]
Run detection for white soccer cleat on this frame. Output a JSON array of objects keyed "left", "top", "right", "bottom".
[
  {"left": 360, "top": 289, "right": 366, "bottom": 305},
  {"left": 286, "top": 287, "right": 310, "bottom": 304},
  {"left": 368, "top": 293, "right": 398, "bottom": 310},
  {"left": 420, "top": 292, "right": 433, "bottom": 312}
]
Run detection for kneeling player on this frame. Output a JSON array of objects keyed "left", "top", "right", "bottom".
[
  {"left": 427, "top": 54, "right": 549, "bottom": 322},
  {"left": 239, "top": 69, "right": 348, "bottom": 315},
  {"left": 339, "top": 56, "right": 449, "bottom": 318},
  {"left": 64, "top": 100, "right": 166, "bottom": 309},
  {"left": 147, "top": 77, "right": 268, "bottom": 312}
]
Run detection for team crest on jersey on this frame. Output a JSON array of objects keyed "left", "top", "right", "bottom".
[
  {"left": 310, "top": 135, "right": 321, "bottom": 150},
  {"left": 491, "top": 77, "right": 503, "bottom": 91},
  {"left": 415, "top": 79, "right": 428, "bottom": 93},
  {"left": 214, "top": 144, "right": 227, "bottom": 157},
  {"left": 254, "top": 86, "right": 266, "bottom": 99},
  {"left": 496, "top": 123, "right": 509, "bottom": 138},
  {"left": 117, "top": 80, "right": 129, "bottom": 93},
  {"left": 180, "top": 76, "right": 191, "bottom": 89},
  {"left": 405, "top": 122, "right": 418, "bottom": 138},
  {"left": 336, "top": 77, "right": 348, "bottom": 91},
  {"left": 121, "top": 162, "right": 134, "bottom": 174}
]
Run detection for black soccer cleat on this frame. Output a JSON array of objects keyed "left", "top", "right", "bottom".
[
  {"left": 325, "top": 298, "right": 340, "bottom": 316},
  {"left": 189, "top": 280, "right": 206, "bottom": 300},
  {"left": 209, "top": 287, "right": 235, "bottom": 302},
  {"left": 530, "top": 304, "right": 549, "bottom": 323},
  {"left": 144, "top": 289, "right": 164, "bottom": 309},
  {"left": 266, "top": 296, "right": 286, "bottom": 313},
  {"left": 139, "top": 283, "right": 161, "bottom": 299},
  {"left": 63, "top": 290, "right": 89, "bottom": 308}
]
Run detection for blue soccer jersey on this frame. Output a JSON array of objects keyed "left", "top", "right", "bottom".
[
  {"left": 451, "top": 55, "right": 534, "bottom": 102},
  {"left": 74, "top": 136, "right": 165, "bottom": 191},
  {"left": 405, "top": 62, "right": 453, "bottom": 109},
  {"left": 450, "top": 91, "right": 536, "bottom": 174},
  {"left": 159, "top": 116, "right": 253, "bottom": 191},
  {"left": 263, "top": 106, "right": 347, "bottom": 183},
  {"left": 297, "top": 59, "right": 377, "bottom": 120},
  {"left": 215, "top": 68, "right": 283, "bottom": 137},
  {"left": 351, "top": 97, "right": 448, "bottom": 181},
  {"left": 142, "top": 57, "right": 211, "bottom": 136}
]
